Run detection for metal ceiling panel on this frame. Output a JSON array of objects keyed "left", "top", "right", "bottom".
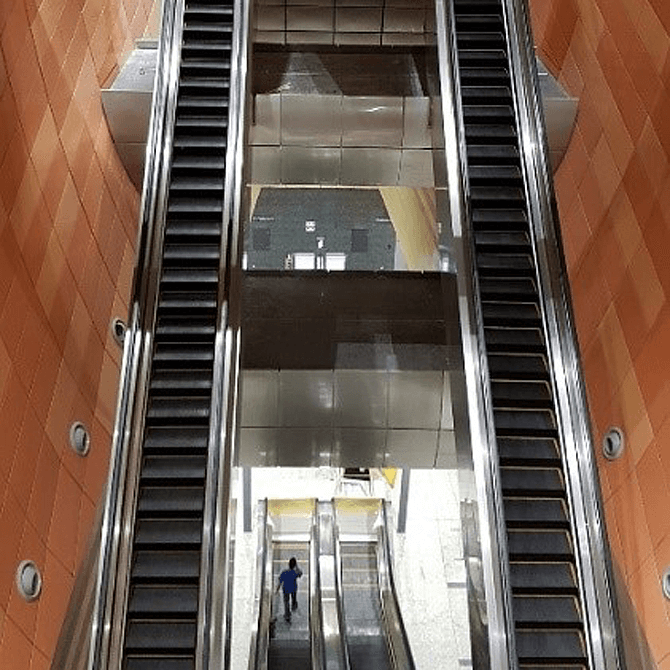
[
  {"left": 279, "top": 370, "right": 334, "bottom": 426},
  {"left": 385, "top": 428, "right": 439, "bottom": 467},
  {"left": 287, "top": 6, "right": 334, "bottom": 31},
  {"left": 334, "top": 370, "right": 387, "bottom": 428},
  {"left": 403, "top": 97, "right": 431, "bottom": 148},
  {"left": 382, "top": 32, "right": 426, "bottom": 46},
  {"left": 256, "top": 5, "right": 285, "bottom": 30},
  {"left": 280, "top": 146, "right": 341, "bottom": 184},
  {"left": 388, "top": 370, "right": 443, "bottom": 429},
  {"left": 342, "top": 96, "right": 403, "bottom": 147},
  {"left": 250, "top": 146, "right": 281, "bottom": 184},
  {"left": 335, "top": 7, "right": 382, "bottom": 32},
  {"left": 440, "top": 372, "right": 454, "bottom": 431},
  {"left": 250, "top": 94, "right": 281, "bottom": 145},
  {"left": 335, "top": 32, "right": 381, "bottom": 46},
  {"left": 398, "top": 149, "right": 433, "bottom": 186},
  {"left": 286, "top": 31, "right": 334, "bottom": 45},
  {"left": 435, "top": 430, "right": 457, "bottom": 468},
  {"left": 281, "top": 94, "right": 342, "bottom": 146},
  {"left": 240, "top": 370, "right": 280, "bottom": 427},
  {"left": 340, "top": 148, "right": 400, "bottom": 186},
  {"left": 384, "top": 7, "right": 426, "bottom": 33},
  {"left": 333, "top": 428, "right": 386, "bottom": 466}
]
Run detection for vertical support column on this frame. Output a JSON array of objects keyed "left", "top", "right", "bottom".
[
  {"left": 243, "top": 466, "right": 252, "bottom": 532},
  {"left": 397, "top": 468, "right": 410, "bottom": 533}
]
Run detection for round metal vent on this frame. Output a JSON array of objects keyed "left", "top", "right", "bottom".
[
  {"left": 70, "top": 421, "right": 90, "bottom": 457},
  {"left": 111, "top": 317, "right": 127, "bottom": 346},
  {"left": 663, "top": 567, "right": 670, "bottom": 600},
  {"left": 602, "top": 427, "right": 624, "bottom": 461},
  {"left": 16, "top": 560, "right": 42, "bottom": 602}
]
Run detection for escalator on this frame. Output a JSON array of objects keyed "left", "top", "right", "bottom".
[
  {"left": 452, "top": 0, "right": 589, "bottom": 666},
  {"left": 120, "top": 0, "right": 235, "bottom": 667},
  {"left": 269, "top": 542, "right": 311, "bottom": 670},
  {"left": 339, "top": 542, "right": 391, "bottom": 670}
]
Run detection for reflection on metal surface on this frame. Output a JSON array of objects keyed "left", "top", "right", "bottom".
[{"left": 317, "top": 501, "right": 350, "bottom": 670}]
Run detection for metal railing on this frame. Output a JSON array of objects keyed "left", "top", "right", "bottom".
[
  {"left": 375, "top": 502, "right": 415, "bottom": 670},
  {"left": 498, "top": 0, "right": 626, "bottom": 668},
  {"left": 433, "top": 0, "right": 517, "bottom": 668}
]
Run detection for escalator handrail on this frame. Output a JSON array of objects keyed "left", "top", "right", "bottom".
[
  {"left": 88, "top": 0, "right": 187, "bottom": 666},
  {"left": 196, "top": 0, "right": 252, "bottom": 664},
  {"left": 310, "top": 509, "right": 325, "bottom": 670},
  {"left": 433, "top": 0, "right": 517, "bottom": 668},
  {"left": 375, "top": 502, "right": 415, "bottom": 670},
  {"left": 498, "top": 0, "right": 626, "bottom": 668},
  {"left": 317, "top": 501, "right": 351, "bottom": 670},
  {"left": 248, "top": 499, "right": 274, "bottom": 670}
]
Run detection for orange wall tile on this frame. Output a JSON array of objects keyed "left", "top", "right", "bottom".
[
  {"left": 531, "top": 0, "right": 670, "bottom": 664},
  {"left": 0, "top": 0, "right": 152, "bottom": 664}
]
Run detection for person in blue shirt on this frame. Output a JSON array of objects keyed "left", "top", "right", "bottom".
[{"left": 276, "top": 556, "right": 303, "bottom": 623}]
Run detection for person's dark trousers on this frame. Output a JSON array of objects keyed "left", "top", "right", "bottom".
[{"left": 283, "top": 592, "right": 297, "bottom": 620}]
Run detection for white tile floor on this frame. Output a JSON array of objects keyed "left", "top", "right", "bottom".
[{"left": 229, "top": 466, "right": 473, "bottom": 668}]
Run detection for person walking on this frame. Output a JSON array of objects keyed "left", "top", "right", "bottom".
[{"left": 276, "top": 557, "right": 303, "bottom": 623}]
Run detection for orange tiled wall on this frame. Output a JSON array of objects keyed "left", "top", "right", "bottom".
[
  {"left": 0, "top": 0, "right": 153, "bottom": 665},
  {"left": 530, "top": 0, "right": 670, "bottom": 666}
]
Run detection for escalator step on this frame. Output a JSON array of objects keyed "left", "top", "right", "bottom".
[
  {"left": 461, "top": 84, "right": 511, "bottom": 101},
  {"left": 460, "top": 67, "right": 509, "bottom": 83},
  {"left": 508, "top": 530, "right": 573, "bottom": 561},
  {"left": 158, "top": 293, "right": 217, "bottom": 313},
  {"left": 125, "top": 621, "right": 197, "bottom": 652},
  {"left": 147, "top": 397, "right": 211, "bottom": 423},
  {"left": 510, "top": 562, "right": 578, "bottom": 594},
  {"left": 475, "top": 229, "right": 529, "bottom": 248},
  {"left": 160, "top": 268, "right": 219, "bottom": 286},
  {"left": 498, "top": 437, "right": 562, "bottom": 465},
  {"left": 125, "top": 657, "right": 194, "bottom": 670},
  {"left": 482, "top": 302, "right": 541, "bottom": 325},
  {"left": 501, "top": 467, "right": 564, "bottom": 494},
  {"left": 456, "top": 15, "right": 504, "bottom": 29},
  {"left": 514, "top": 596, "right": 582, "bottom": 628},
  {"left": 463, "top": 105, "right": 514, "bottom": 122},
  {"left": 135, "top": 519, "right": 203, "bottom": 547},
  {"left": 150, "top": 368, "right": 213, "bottom": 390},
  {"left": 457, "top": 48, "right": 507, "bottom": 65},
  {"left": 471, "top": 208, "right": 528, "bottom": 230},
  {"left": 488, "top": 353, "right": 548, "bottom": 379},
  {"left": 170, "top": 174, "right": 225, "bottom": 190},
  {"left": 495, "top": 410, "right": 556, "bottom": 436},
  {"left": 132, "top": 550, "right": 201, "bottom": 581},
  {"left": 152, "top": 343, "right": 214, "bottom": 364},
  {"left": 163, "top": 243, "right": 220, "bottom": 264},
  {"left": 491, "top": 380, "right": 552, "bottom": 408},
  {"left": 171, "top": 155, "right": 226, "bottom": 171},
  {"left": 470, "top": 166, "right": 522, "bottom": 184},
  {"left": 515, "top": 630, "right": 586, "bottom": 664},
  {"left": 467, "top": 145, "right": 520, "bottom": 166},
  {"left": 466, "top": 125, "right": 518, "bottom": 143},
  {"left": 154, "top": 321, "right": 216, "bottom": 343},
  {"left": 480, "top": 277, "right": 537, "bottom": 300},
  {"left": 504, "top": 498, "right": 568, "bottom": 527},
  {"left": 485, "top": 327, "right": 544, "bottom": 352},
  {"left": 137, "top": 486, "right": 204, "bottom": 514},
  {"left": 141, "top": 455, "right": 207, "bottom": 481},
  {"left": 471, "top": 186, "right": 525, "bottom": 204},
  {"left": 164, "top": 221, "right": 222, "bottom": 239},
  {"left": 128, "top": 586, "right": 199, "bottom": 616},
  {"left": 144, "top": 427, "right": 209, "bottom": 452},
  {"left": 476, "top": 252, "right": 533, "bottom": 274},
  {"left": 167, "top": 198, "right": 224, "bottom": 215}
]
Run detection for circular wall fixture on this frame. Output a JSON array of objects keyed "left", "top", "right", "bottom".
[
  {"left": 15, "top": 560, "right": 42, "bottom": 602},
  {"left": 69, "top": 421, "right": 90, "bottom": 457},
  {"left": 111, "top": 317, "right": 127, "bottom": 347},
  {"left": 602, "top": 427, "right": 625, "bottom": 461},
  {"left": 663, "top": 567, "right": 670, "bottom": 600}
]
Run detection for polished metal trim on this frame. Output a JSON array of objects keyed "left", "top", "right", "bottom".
[
  {"left": 434, "top": 0, "right": 515, "bottom": 667},
  {"left": 310, "top": 510, "right": 325, "bottom": 670},
  {"left": 317, "top": 501, "right": 350, "bottom": 670},
  {"left": 376, "top": 501, "right": 415, "bottom": 670},
  {"left": 248, "top": 500, "right": 274, "bottom": 670},
  {"left": 88, "top": 0, "right": 185, "bottom": 666},
  {"left": 499, "top": 0, "right": 626, "bottom": 668},
  {"left": 196, "top": 0, "right": 252, "bottom": 663}
]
